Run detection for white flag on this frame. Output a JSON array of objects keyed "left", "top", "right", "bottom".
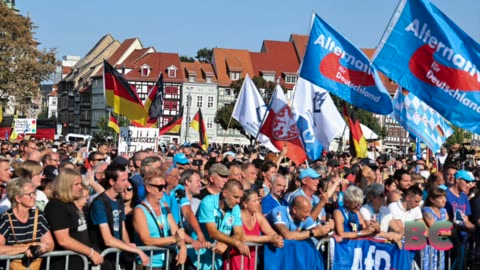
[
  {"left": 232, "top": 74, "right": 278, "bottom": 152},
  {"left": 292, "top": 77, "right": 344, "bottom": 160}
]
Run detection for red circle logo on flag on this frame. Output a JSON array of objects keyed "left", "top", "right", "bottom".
[{"left": 272, "top": 105, "right": 300, "bottom": 140}]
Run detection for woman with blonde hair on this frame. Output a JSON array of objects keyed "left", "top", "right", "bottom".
[
  {"left": 44, "top": 168, "right": 103, "bottom": 270},
  {"left": 17, "top": 160, "right": 49, "bottom": 210},
  {"left": 0, "top": 177, "right": 54, "bottom": 269}
]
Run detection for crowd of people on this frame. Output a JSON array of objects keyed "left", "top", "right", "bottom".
[{"left": 0, "top": 138, "right": 478, "bottom": 270}]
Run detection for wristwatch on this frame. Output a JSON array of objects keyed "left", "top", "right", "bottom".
[
  {"left": 357, "top": 231, "right": 362, "bottom": 237},
  {"left": 309, "top": 229, "right": 315, "bottom": 237}
]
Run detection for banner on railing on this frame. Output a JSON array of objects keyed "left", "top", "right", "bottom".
[{"left": 334, "top": 239, "right": 413, "bottom": 270}]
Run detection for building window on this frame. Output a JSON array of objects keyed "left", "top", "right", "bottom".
[
  {"left": 206, "top": 76, "right": 212, "bottom": 83},
  {"left": 207, "top": 96, "right": 214, "bottom": 108},
  {"left": 225, "top": 89, "right": 231, "bottom": 96},
  {"left": 230, "top": 72, "right": 240, "bottom": 80},
  {"left": 263, "top": 73, "right": 275, "bottom": 82},
  {"left": 196, "top": 96, "right": 203, "bottom": 108},
  {"left": 285, "top": 75, "right": 297, "bottom": 84},
  {"left": 167, "top": 66, "right": 177, "bottom": 78},
  {"left": 189, "top": 75, "right": 196, "bottom": 82},
  {"left": 141, "top": 66, "right": 150, "bottom": 77},
  {"left": 207, "top": 117, "right": 213, "bottom": 129}
]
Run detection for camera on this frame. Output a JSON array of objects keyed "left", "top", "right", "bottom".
[
  {"left": 192, "top": 159, "right": 203, "bottom": 166},
  {"left": 175, "top": 189, "right": 186, "bottom": 200}
]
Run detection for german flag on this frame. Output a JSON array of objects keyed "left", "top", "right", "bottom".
[
  {"left": 190, "top": 108, "right": 208, "bottom": 152},
  {"left": 159, "top": 106, "right": 183, "bottom": 135},
  {"left": 108, "top": 114, "right": 120, "bottom": 134},
  {"left": 103, "top": 60, "right": 148, "bottom": 126},
  {"left": 145, "top": 73, "right": 164, "bottom": 119},
  {"left": 342, "top": 102, "right": 368, "bottom": 158}
]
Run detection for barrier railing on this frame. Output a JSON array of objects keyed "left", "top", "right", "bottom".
[
  {"left": 0, "top": 250, "right": 90, "bottom": 270},
  {"left": 0, "top": 239, "right": 467, "bottom": 270}
]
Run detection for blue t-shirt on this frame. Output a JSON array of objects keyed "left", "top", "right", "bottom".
[
  {"left": 89, "top": 195, "right": 126, "bottom": 240},
  {"left": 267, "top": 205, "right": 316, "bottom": 231},
  {"left": 446, "top": 189, "right": 471, "bottom": 219},
  {"left": 262, "top": 193, "right": 288, "bottom": 215},
  {"left": 130, "top": 173, "right": 145, "bottom": 201},
  {"left": 188, "top": 193, "right": 242, "bottom": 270}
]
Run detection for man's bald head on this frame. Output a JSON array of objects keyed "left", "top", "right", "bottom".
[
  {"left": 27, "top": 150, "right": 42, "bottom": 162},
  {"left": 290, "top": 196, "right": 311, "bottom": 209}
]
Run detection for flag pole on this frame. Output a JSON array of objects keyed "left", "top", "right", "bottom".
[
  {"left": 221, "top": 114, "right": 234, "bottom": 153},
  {"left": 252, "top": 84, "right": 275, "bottom": 147}
]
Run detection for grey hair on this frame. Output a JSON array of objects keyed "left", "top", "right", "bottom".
[
  {"left": 365, "top": 183, "right": 385, "bottom": 203},
  {"left": 93, "top": 161, "right": 108, "bottom": 173},
  {"left": 271, "top": 173, "right": 285, "bottom": 186},
  {"left": 344, "top": 185, "right": 365, "bottom": 206},
  {"left": 7, "top": 177, "right": 33, "bottom": 208}
]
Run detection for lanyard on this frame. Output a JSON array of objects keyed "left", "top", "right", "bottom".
[{"left": 141, "top": 200, "right": 166, "bottom": 238}]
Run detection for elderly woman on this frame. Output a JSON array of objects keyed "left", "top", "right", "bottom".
[
  {"left": 133, "top": 171, "right": 187, "bottom": 269},
  {"left": 359, "top": 184, "right": 402, "bottom": 242},
  {"left": 225, "top": 190, "right": 283, "bottom": 270},
  {"left": 44, "top": 168, "right": 103, "bottom": 270},
  {"left": 333, "top": 185, "right": 379, "bottom": 239},
  {"left": 0, "top": 178, "right": 54, "bottom": 268}
]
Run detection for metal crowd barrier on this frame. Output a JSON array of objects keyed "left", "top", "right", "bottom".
[
  {"left": 1, "top": 238, "right": 463, "bottom": 270},
  {"left": 0, "top": 250, "right": 90, "bottom": 270}
]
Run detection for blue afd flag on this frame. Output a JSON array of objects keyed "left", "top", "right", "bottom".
[
  {"left": 391, "top": 88, "right": 453, "bottom": 153},
  {"left": 373, "top": 0, "right": 480, "bottom": 134},
  {"left": 334, "top": 239, "right": 413, "bottom": 270},
  {"left": 300, "top": 13, "right": 393, "bottom": 115}
]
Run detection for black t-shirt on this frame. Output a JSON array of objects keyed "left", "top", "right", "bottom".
[{"left": 44, "top": 198, "right": 89, "bottom": 270}]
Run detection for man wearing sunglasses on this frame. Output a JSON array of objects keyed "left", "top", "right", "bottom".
[{"left": 89, "top": 164, "right": 150, "bottom": 269}]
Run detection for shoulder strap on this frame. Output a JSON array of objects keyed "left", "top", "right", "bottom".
[
  {"left": 32, "top": 208, "right": 38, "bottom": 241},
  {"left": 139, "top": 202, "right": 164, "bottom": 238},
  {"left": 5, "top": 212, "right": 17, "bottom": 244}
]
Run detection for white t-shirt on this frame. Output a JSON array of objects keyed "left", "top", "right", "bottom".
[
  {"left": 360, "top": 204, "right": 392, "bottom": 232},
  {"left": 388, "top": 200, "right": 422, "bottom": 224}
]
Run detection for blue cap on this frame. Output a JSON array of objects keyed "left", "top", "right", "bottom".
[
  {"left": 173, "top": 153, "right": 189, "bottom": 165},
  {"left": 223, "top": 151, "right": 236, "bottom": 158},
  {"left": 299, "top": 168, "right": 321, "bottom": 180},
  {"left": 455, "top": 170, "right": 475, "bottom": 182}
]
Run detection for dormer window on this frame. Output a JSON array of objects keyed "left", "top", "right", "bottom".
[
  {"left": 167, "top": 65, "right": 178, "bottom": 78},
  {"left": 140, "top": 64, "right": 150, "bottom": 77},
  {"left": 261, "top": 71, "right": 275, "bottom": 82},
  {"left": 230, "top": 72, "right": 240, "bottom": 81},
  {"left": 285, "top": 74, "right": 297, "bottom": 84}
]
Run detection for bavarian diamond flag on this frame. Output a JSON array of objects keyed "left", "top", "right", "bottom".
[{"left": 391, "top": 87, "right": 453, "bottom": 153}]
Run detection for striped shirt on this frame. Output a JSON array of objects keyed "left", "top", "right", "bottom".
[{"left": 0, "top": 208, "right": 50, "bottom": 245}]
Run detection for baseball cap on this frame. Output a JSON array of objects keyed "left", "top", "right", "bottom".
[
  {"left": 299, "top": 168, "right": 321, "bottom": 180},
  {"left": 209, "top": 163, "right": 230, "bottom": 177},
  {"left": 173, "top": 153, "right": 189, "bottom": 165},
  {"left": 455, "top": 170, "right": 475, "bottom": 182}
]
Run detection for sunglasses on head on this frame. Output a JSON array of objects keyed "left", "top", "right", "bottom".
[{"left": 149, "top": 183, "right": 166, "bottom": 192}]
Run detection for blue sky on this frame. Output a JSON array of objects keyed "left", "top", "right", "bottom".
[{"left": 16, "top": 0, "right": 480, "bottom": 60}]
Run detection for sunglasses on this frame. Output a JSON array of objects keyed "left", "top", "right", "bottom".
[
  {"left": 149, "top": 183, "right": 166, "bottom": 192},
  {"left": 125, "top": 186, "right": 133, "bottom": 192}
]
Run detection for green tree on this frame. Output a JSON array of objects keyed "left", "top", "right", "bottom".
[
  {"left": 180, "top": 55, "right": 195, "bottom": 63},
  {"left": 0, "top": 3, "right": 57, "bottom": 115},
  {"left": 445, "top": 126, "right": 472, "bottom": 147},
  {"left": 214, "top": 76, "right": 282, "bottom": 143},
  {"left": 94, "top": 115, "right": 130, "bottom": 144},
  {"left": 195, "top": 48, "right": 213, "bottom": 63}
]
